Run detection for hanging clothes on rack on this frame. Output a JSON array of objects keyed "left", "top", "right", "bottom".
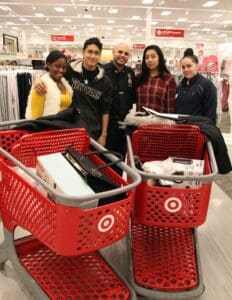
[
  {"left": 0, "top": 68, "right": 43, "bottom": 122},
  {"left": 221, "top": 75, "right": 230, "bottom": 112},
  {"left": 17, "top": 72, "right": 33, "bottom": 118}
]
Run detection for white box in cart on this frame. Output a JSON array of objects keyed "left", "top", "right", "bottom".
[
  {"left": 36, "top": 153, "right": 97, "bottom": 202},
  {"left": 170, "top": 157, "right": 204, "bottom": 188},
  {"left": 156, "top": 157, "right": 204, "bottom": 188}
]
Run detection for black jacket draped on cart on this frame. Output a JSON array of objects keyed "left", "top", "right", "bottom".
[{"left": 176, "top": 115, "right": 232, "bottom": 174}]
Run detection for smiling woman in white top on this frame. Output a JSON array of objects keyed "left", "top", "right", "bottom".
[{"left": 25, "top": 50, "right": 73, "bottom": 119}]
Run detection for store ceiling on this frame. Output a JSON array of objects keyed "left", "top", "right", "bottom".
[{"left": 0, "top": 0, "right": 232, "bottom": 50}]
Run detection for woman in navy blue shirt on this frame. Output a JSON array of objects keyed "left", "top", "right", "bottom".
[{"left": 176, "top": 48, "right": 217, "bottom": 123}]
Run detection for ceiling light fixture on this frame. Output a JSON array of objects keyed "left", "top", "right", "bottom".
[
  {"left": 131, "top": 16, "right": 140, "bottom": 20},
  {"left": 160, "top": 11, "right": 171, "bottom": 16},
  {"left": 54, "top": 7, "right": 64, "bottom": 12},
  {"left": 108, "top": 8, "right": 118, "bottom": 14},
  {"left": 223, "top": 20, "right": 232, "bottom": 24},
  {"left": 210, "top": 13, "right": 222, "bottom": 18},
  {"left": 83, "top": 14, "right": 92, "bottom": 18},
  {"left": 142, "top": 0, "right": 154, "bottom": 4},
  {"left": 0, "top": 5, "right": 10, "bottom": 11},
  {"left": 34, "top": 13, "right": 44, "bottom": 17},
  {"left": 178, "top": 18, "right": 187, "bottom": 22},
  {"left": 202, "top": 1, "right": 218, "bottom": 7},
  {"left": 190, "top": 23, "right": 200, "bottom": 27}
]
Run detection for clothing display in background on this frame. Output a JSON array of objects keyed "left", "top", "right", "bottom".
[
  {"left": 0, "top": 69, "right": 43, "bottom": 122},
  {"left": 0, "top": 70, "right": 20, "bottom": 122},
  {"left": 17, "top": 72, "right": 33, "bottom": 118},
  {"left": 199, "top": 55, "right": 219, "bottom": 73},
  {"left": 220, "top": 58, "right": 232, "bottom": 76},
  {"left": 31, "top": 60, "right": 45, "bottom": 70},
  {"left": 221, "top": 76, "right": 230, "bottom": 112}
]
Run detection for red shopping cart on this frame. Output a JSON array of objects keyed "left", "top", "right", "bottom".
[
  {"left": 126, "top": 123, "right": 218, "bottom": 300},
  {"left": 0, "top": 124, "right": 141, "bottom": 299}
]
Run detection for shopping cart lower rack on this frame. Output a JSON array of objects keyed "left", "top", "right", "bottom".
[
  {"left": 126, "top": 123, "right": 218, "bottom": 300},
  {"left": 0, "top": 126, "right": 141, "bottom": 299}
]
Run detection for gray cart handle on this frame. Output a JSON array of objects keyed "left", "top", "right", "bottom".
[
  {"left": 126, "top": 135, "right": 218, "bottom": 184},
  {"left": 0, "top": 142, "right": 141, "bottom": 209}
]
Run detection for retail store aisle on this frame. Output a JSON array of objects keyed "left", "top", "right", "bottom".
[{"left": 0, "top": 182, "right": 231, "bottom": 299}]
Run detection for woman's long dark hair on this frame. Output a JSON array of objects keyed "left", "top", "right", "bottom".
[{"left": 136, "top": 45, "right": 170, "bottom": 86}]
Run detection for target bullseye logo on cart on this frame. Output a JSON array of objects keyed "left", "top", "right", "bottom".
[
  {"left": 164, "top": 197, "right": 182, "bottom": 213},
  {"left": 98, "top": 214, "right": 115, "bottom": 232}
]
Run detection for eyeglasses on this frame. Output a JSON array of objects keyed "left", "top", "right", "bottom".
[{"left": 118, "top": 50, "right": 130, "bottom": 56}]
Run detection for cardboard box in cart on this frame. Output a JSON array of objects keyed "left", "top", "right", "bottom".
[
  {"left": 144, "top": 157, "right": 205, "bottom": 188},
  {"left": 36, "top": 153, "right": 97, "bottom": 202},
  {"left": 169, "top": 157, "right": 205, "bottom": 188}
]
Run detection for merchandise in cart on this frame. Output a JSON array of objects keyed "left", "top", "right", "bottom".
[
  {"left": 126, "top": 123, "right": 218, "bottom": 300},
  {"left": 0, "top": 123, "right": 141, "bottom": 299}
]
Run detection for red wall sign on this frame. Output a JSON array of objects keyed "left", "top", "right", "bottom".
[
  {"left": 133, "top": 44, "right": 146, "bottom": 49},
  {"left": 155, "top": 29, "right": 185, "bottom": 38},
  {"left": 51, "top": 35, "right": 74, "bottom": 42}
]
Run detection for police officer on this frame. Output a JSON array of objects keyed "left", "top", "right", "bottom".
[{"left": 105, "top": 43, "right": 136, "bottom": 157}]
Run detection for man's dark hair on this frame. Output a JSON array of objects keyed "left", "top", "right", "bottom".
[{"left": 83, "top": 37, "right": 103, "bottom": 52}]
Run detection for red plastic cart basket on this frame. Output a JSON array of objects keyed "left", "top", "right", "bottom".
[
  {"left": 125, "top": 123, "right": 218, "bottom": 300},
  {"left": 0, "top": 126, "right": 140, "bottom": 299},
  {"left": 129, "top": 124, "right": 217, "bottom": 228},
  {"left": 0, "top": 128, "right": 140, "bottom": 256}
]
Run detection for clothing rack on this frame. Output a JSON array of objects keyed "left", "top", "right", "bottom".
[{"left": 0, "top": 69, "right": 44, "bottom": 122}]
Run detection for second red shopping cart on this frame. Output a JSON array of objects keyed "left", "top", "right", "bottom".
[{"left": 126, "top": 123, "right": 218, "bottom": 300}]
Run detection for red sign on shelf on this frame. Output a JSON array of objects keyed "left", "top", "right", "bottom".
[
  {"left": 133, "top": 44, "right": 146, "bottom": 49},
  {"left": 51, "top": 35, "right": 74, "bottom": 42},
  {"left": 155, "top": 29, "right": 185, "bottom": 38}
]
